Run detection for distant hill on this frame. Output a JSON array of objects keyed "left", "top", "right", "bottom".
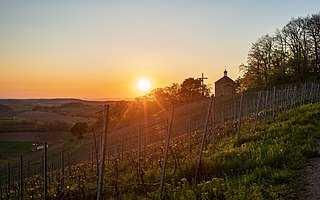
[
  {"left": 16, "top": 111, "right": 91, "bottom": 123},
  {"left": 60, "top": 102, "right": 89, "bottom": 108},
  {"left": 0, "top": 98, "right": 113, "bottom": 112},
  {"left": 0, "top": 99, "right": 121, "bottom": 120},
  {"left": 0, "top": 104, "right": 12, "bottom": 113}
]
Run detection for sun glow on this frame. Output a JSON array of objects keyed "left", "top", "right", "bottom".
[{"left": 137, "top": 78, "right": 152, "bottom": 92}]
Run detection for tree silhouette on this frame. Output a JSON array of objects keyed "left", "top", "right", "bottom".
[
  {"left": 71, "top": 122, "right": 89, "bottom": 139},
  {"left": 240, "top": 13, "right": 320, "bottom": 90}
]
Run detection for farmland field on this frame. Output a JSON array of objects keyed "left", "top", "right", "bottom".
[
  {"left": 0, "top": 141, "right": 33, "bottom": 164},
  {"left": 0, "top": 131, "right": 69, "bottom": 142},
  {"left": 16, "top": 111, "right": 89, "bottom": 123},
  {"left": 0, "top": 131, "right": 72, "bottom": 164}
]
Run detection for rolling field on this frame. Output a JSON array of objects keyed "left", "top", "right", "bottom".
[
  {"left": 0, "top": 131, "right": 69, "bottom": 142},
  {"left": 16, "top": 111, "right": 89, "bottom": 123},
  {"left": 0, "top": 131, "right": 73, "bottom": 163}
]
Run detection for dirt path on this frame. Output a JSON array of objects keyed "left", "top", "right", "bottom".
[{"left": 298, "top": 139, "right": 320, "bottom": 200}]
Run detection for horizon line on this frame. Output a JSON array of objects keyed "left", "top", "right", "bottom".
[{"left": 0, "top": 97, "right": 136, "bottom": 102}]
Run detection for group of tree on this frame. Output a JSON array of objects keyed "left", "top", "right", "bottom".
[
  {"left": 109, "top": 77, "right": 210, "bottom": 125},
  {"left": 239, "top": 13, "right": 320, "bottom": 90},
  {"left": 70, "top": 121, "right": 89, "bottom": 139},
  {"left": 146, "top": 77, "right": 210, "bottom": 107},
  {"left": 73, "top": 77, "right": 211, "bottom": 138}
]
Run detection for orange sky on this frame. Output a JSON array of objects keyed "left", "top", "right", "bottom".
[{"left": 1, "top": 1, "right": 319, "bottom": 99}]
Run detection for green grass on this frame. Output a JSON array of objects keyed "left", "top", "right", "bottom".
[
  {"left": 0, "top": 141, "right": 33, "bottom": 155},
  {"left": 0, "top": 141, "right": 33, "bottom": 165},
  {"left": 161, "top": 103, "right": 320, "bottom": 199}
]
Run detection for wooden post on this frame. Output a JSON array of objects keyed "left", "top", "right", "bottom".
[
  {"left": 291, "top": 85, "right": 296, "bottom": 109},
  {"left": 195, "top": 97, "right": 213, "bottom": 182},
  {"left": 272, "top": 86, "right": 276, "bottom": 120},
  {"left": 263, "top": 90, "right": 268, "bottom": 128},
  {"left": 211, "top": 97, "right": 215, "bottom": 153},
  {"left": 189, "top": 113, "right": 192, "bottom": 154},
  {"left": 7, "top": 162, "right": 11, "bottom": 195},
  {"left": 302, "top": 83, "right": 306, "bottom": 105},
  {"left": 309, "top": 82, "right": 314, "bottom": 103},
  {"left": 244, "top": 99, "right": 248, "bottom": 123},
  {"left": 0, "top": 179, "right": 2, "bottom": 199},
  {"left": 138, "top": 125, "right": 141, "bottom": 182},
  {"left": 158, "top": 107, "right": 175, "bottom": 200},
  {"left": 311, "top": 82, "right": 316, "bottom": 103},
  {"left": 252, "top": 91, "right": 262, "bottom": 132},
  {"left": 20, "top": 155, "right": 23, "bottom": 200},
  {"left": 44, "top": 142, "right": 48, "bottom": 200},
  {"left": 27, "top": 162, "right": 30, "bottom": 178},
  {"left": 285, "top": 86, "right": 290, "bottom": 112},
  {"left": 237, "top": 92, "right": 243, "bottom": 144},
  {"left": 91, "top": 146, "right": 94, "bottom": 176},
  {"left": 67, "top": 152, "right": 70, "bottom": 178},
  {"left": 316, "top": 83, "right": 320, "bottom": 102},
  {"left": 221, "top": 105, "right": 225, "bottom": 136},
  {"left": 60, "top": 149, "right": 64, "bottom": 185},
  {"left": 41, "top": 157, "right": 43, "bottom": 177},
  {"left": 279, "top": 89, "right": 283, "bottom": 113},
  {"left": 233, "top": 101, "right": 237, "bottom": 131},
  {"left": 97, "top": 105, "right": 109, "bottom": 200},
  {"left": 121, "top": 132, "right": 124, "bottom": 162},
  {"left": 92, "top": 129, "right": 99, "bottom": 176},
  {"left": 144, "top": 125, "right": 147, "bottom": 159}
]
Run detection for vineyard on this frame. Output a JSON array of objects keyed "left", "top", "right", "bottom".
[{"left": 1, "top": 82, "right": 320, "bottom": 199}]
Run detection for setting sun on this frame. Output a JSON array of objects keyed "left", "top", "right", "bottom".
[{"left": 137, "top": 78, "right": 152, "bottom": 92}]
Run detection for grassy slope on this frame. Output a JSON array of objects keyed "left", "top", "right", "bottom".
[{"left": 160, "top": 103, "right": 320, "bottom": 199}]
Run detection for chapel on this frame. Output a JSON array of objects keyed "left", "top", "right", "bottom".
[{"left": 214, "top": 69, "right": 237, "bottom": 96}]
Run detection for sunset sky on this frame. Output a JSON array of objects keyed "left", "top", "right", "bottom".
[{"left": 1, "top": 0, "right": 320, "bottom": 99}]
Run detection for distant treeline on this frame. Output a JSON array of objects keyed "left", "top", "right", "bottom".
[
  {"left": 239, "top": 13, "right": 320, "bottom": 90},
  {"left": 32, "top": 102, "right": 90, "bottom": 111}
]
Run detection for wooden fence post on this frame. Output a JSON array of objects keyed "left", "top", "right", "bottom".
[
  {"left": 303, "top": 83, "right": 306, "bottom": 104},
  {"left": 158, "top": 107, "right": 175, "bottom": 200},
  {"left": 285, "top": 86, "right": 290, "bottom": 112},
  {"left": 211, "top": 97, "right": 215, "bottom": 153},
  {"left": 309, "top": 82, "right": 314, "bottom": 103},
  {"left": 138, "top": 125, "right": 141, "bottom": 183},
  {"left": 233, "top": 101, "right": 237, "bottom": 131},
  {"left": 221, "top": 105, "right": 225, "bottom": 136},
  {"left": 189, "top": 113, "right": 192, "bottom": 154},
  {"left": 195, "top": 97, "right": 213, "bottom": 182},
  {"left": 92, "top": 129, "right": 99, "bottom": 176},
  {"left": 44, "top": 142, "right": 48, "bottom": 200},
  {"left": 291, "top": 85, "right": 296, "bottom": 109},
  {"left": 272, "top": 86, "right": 276, "bottom": 120},
  {"left": 40, "top": 157, "right": 43, "bottom": 177},
  {"left": 97, "top": 105, "right": 109, "bottom": 200},
  {"left": 20, "top": 155, "right": 23, "bottom": 200},
  {"left": 60, "top": 149, "right": 64, "bottom": 185},
  {"left": 316, "top": 83, "right": 320, "bottom": 102},
  {"left": 237, "top": 92, "right": 244, "bottom": 144},
  {"left": 263, "top": 90, "right": 268, "bottom": 128},
  {"left": 120, "top": 132, "right": 124, "bottom": 163},
  {"left": 7, "top": 162, "right": 10, "bottom": 195},
  {"left": 0, "top": 179, "right": 2, "bottom": 199},
  {"left": 27, "top": 162, "right": 30, "bottom": 178},
  {"left": 252, "top": 91, "right": 262, "bottom": 132}
]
